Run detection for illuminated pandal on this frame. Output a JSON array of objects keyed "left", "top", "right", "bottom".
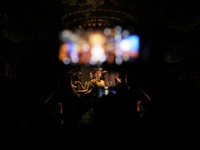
[
  {"left": 58, "top": 26, "right": 140, "bottom": 66},
  {"left": 61, "top": 7, "right": 135, "bottom": 29}
]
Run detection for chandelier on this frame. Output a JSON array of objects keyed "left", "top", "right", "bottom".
[
  {"left": 61, "top": 0, "right": 136, "bottom": 30},
  {"left": 59, "top": 1, "right": 139, "bottom": 66}
]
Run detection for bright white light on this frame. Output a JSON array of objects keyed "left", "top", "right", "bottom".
[
  {"left": 119, "top": 39, "right": 131, "bottom": 51},
  {"left": 119, "top": 35, "right": 139, "bottom": 52},
  {"left": 91, "top": 44, "right": 106, "bottom": 63}
]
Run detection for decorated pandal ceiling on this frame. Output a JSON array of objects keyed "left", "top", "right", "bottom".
[
  {"left": 59, "top": 1, "right": 139, "bottom": 66},
  {"left": 60, "top": 0, "right": 136, "bottom": 29}
]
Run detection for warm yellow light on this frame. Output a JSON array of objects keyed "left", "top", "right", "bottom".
[{"left": 88, "top": 32, "right": 107, "bottom": 46}]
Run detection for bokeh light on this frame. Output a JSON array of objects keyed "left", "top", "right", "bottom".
[{"left": 58, "top": 26, "right": 140, "bottom": 66}]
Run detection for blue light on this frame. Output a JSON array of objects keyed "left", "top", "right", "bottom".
[{"left": 119, "top": 35, "right": 140, "bottom": 52}]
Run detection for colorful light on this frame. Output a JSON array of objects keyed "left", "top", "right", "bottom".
[{"left": 58, "top": 26, "right": 140, "bottom": 66}]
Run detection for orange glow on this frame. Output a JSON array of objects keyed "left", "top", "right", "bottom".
[{"left": 58, "top": 43, "right": 68, "bottom": 61}]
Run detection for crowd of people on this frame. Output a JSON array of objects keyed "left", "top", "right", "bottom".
[
  {"left": 23, "top": 66, "right": 152, "bottom": 136},
  {"left": 66, "top": 67, "right": 152, "bottom": 135},
  {"left": 70, "top": 68, "right": 124, "bottom": 97}
]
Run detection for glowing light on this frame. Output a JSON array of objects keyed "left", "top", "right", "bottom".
[
  {"left": 120, "top": 39, "right": 131, "bottom": 51},
  {"left": 115, "top": 57, "right": 123, "bottom": 65},
  {"left": 63, "top": 57, "right": 70, "bottom": 65},
  {"left": 120, "top": 35, "right": 140, "bottom": 52},
  {"left": 58, "top": 26, "right": 140, "bottom": 66}
]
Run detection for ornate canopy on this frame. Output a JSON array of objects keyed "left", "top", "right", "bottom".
[{"left": 61, "top": 0, "right": 136, "bottom": 30}]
